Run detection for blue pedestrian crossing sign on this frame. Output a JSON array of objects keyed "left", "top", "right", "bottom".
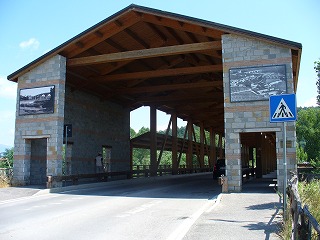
[{"left": 269, "top": 94, "right": 297, "bottom": 122}]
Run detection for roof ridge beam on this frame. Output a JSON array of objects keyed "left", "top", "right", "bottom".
[{"left": 68, "top": 41, "right": 221, "bottom": 67}]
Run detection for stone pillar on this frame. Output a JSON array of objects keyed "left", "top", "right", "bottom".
[
  {"left": 221, "top": 33, "right": 296, "bottom": 192},
  {"left": 13, "top": 55, "right": 66, "bottom": 187}
]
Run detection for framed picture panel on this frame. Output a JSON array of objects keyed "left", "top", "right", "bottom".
[
  {"left": 229, "top": 65, "right": 287, "bottom": 102},
  {"left": 19, "top": 85, "right": 55, "bottom": 115}
]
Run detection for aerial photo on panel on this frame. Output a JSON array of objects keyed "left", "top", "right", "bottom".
[{"left": 229, "top": 65, "right": 287, "bottom": 102}]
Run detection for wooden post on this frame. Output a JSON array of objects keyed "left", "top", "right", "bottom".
[
  {"left": 150, "top": 106, "right": 157, "bottom": 176},
  {"left": 218, "top": 134, "right": 223, "bottom": 159},
  {"left": 172, "top": 113, "right": 178, "bottom": 174},
  {"left": 187, "top": 120, "right": 193, "bottom": 171},
  {"left": 129, "top": 143, "right": 133, "bottom": 179},
  {"left": 256, "top": 133, "right": 263, "bottom": 178},
  {"left": 249, "top": 147, "right": 254, "bottom": 175},
  {"left": 200, "top": 122, "right": 205, "bottom": 169},
  {"left": 209, "top": 128, "right": 216, "bottom": 168}
]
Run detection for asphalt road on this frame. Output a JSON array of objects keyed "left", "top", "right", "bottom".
[{"left": 0, "top": 173, "right": 220, "bottom": 240}]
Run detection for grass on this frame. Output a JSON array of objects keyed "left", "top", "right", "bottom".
[
  {"left": 0, "top": 177, "right": 10, "bottom": 188},
  {"left": 299, "top": 180, "right": 320, "bottom": 240},
  {"left": 279, "top": 179, "right": 320, "bottom": 239}
]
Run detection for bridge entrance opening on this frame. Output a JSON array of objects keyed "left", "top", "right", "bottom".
[
  {"left": 30, "top": 138, "right": 47, "bottom": 185},
  {"left": 240, "top": 132, "right": 277, "bottom": 180}
]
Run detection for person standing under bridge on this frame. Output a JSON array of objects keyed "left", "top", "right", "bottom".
[{"left": 95, "top": 152, "right": 104, "bottom": 173}]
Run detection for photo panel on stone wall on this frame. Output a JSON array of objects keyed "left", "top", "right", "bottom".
[
  {"left": 229, "top": 64, "right": 287, "bottom": 102},
  {"left": 19, "top": 85, "right": 55, "bottom": 115}
]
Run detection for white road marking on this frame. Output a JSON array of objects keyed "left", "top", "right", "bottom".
[
  {"left": 166, "top": 197, "right": 217, "bottom": 240},
  {"left": 206, "top": 194, "right": 222, "bottom": 213},
  {"left": 117, "top": 200, "right": 162, "bottom": 218}
]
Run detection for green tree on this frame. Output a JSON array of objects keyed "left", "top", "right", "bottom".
[
  {"left": 130, "top": 127, "right": 136, "bottom": 139},
  {"left": 315, "top": 60, "right": 320, "bottom": 105},
  {"left": 296, "top": 145, "right": 308, "bottom": 163},
  {"left": 296, "top": 107, "right": 320, "bottom": 161},
  {"left": 0, "top": 147, "right": 13, "bottom": 168},
  {"left": 132, "top": 127, "right": 150, "bottom": 165}
]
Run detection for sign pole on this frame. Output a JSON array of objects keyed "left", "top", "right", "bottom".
[
  {"left": 269, "top": 94, "right": 296, "bottom": 220},
  {"left": 283, "top": 121, "right": 287, "bottom": 217}
]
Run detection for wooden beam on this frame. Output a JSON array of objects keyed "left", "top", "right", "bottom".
[
  {"left": 68, "top": 41, "right": 221, "bottom": 66},
  {"left": 117, "top": 81, "right": 221, "bottom": 95},
  {"left": 95, "top": 64, "right": 222, "bottom": 82},
  {"left": 138, "top": 93, "right": 223, "bottom": 104}
]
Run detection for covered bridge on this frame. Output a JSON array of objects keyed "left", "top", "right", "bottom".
[{"left": 8, "top": 4, "right": 302, "bottom": 191}]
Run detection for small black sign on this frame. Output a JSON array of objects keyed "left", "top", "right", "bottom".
[{"left": 64, "top": 124, "right": 72, "bottom": 138}]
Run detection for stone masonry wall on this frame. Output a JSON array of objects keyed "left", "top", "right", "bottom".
[
  {"left": 64, "top": 86, "right": 130, "bottom": 174},
  {"left": 13, "top": 55, "right": 66, "bottom": 186},
  {"left": 222, "top": 34, "right": 297, "bottom": 192}
]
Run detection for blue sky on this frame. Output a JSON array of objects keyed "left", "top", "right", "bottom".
[{"left": 0, "top": 0, "right": 319, "bottom": 147}]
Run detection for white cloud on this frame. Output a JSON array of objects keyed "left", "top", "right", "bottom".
[
  {"left": 298, "top": 97, "right": 318, "bottom": 108},
  {"left": 0, "top": 76, "right": 17, "bottom": 99},
  {"left": 19, "top": 38, "right": 40, "bottom": 50}
]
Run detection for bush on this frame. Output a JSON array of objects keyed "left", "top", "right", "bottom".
[{"left": 310, "top": 159, "right": 320, "bottom": 174}]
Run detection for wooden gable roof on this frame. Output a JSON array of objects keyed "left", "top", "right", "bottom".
[{"left": 8, "top": 4, "right": 302, "bottom": 134}]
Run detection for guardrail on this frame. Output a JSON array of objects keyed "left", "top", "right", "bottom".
[
  {"left": 287, "top": 173, "right": 320, "bottom": 240},
  {"left": 47, "top": 165, "right": 212, "bottom": 188}
]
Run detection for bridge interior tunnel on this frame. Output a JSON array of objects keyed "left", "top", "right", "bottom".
[
  {"left": 240, "top": 132, "right": 277, "bottom": 179},
  {"left": 130, "top": 109, "right": 225, "bottom": 175},
  {"left": 60, "top": 7, "right": 227, "bottom": 176}
]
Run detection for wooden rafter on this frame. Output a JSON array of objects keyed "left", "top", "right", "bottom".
[
  {"left": 139, "top": 12, "right": 223, "bottom": 39},
  {"left": 67, "top": 13, "right": 141, "bottom": 58},
  {"left": 68, "top": 41, "right": 221, "bottom": 66}
]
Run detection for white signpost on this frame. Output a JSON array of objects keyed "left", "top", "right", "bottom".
[{"left": 269, "top": 94, "right": 297, "bottom": 216}]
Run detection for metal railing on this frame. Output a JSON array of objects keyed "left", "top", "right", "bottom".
[{"left": 287, "top": 173, "right": 320, "bottom": 240}]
